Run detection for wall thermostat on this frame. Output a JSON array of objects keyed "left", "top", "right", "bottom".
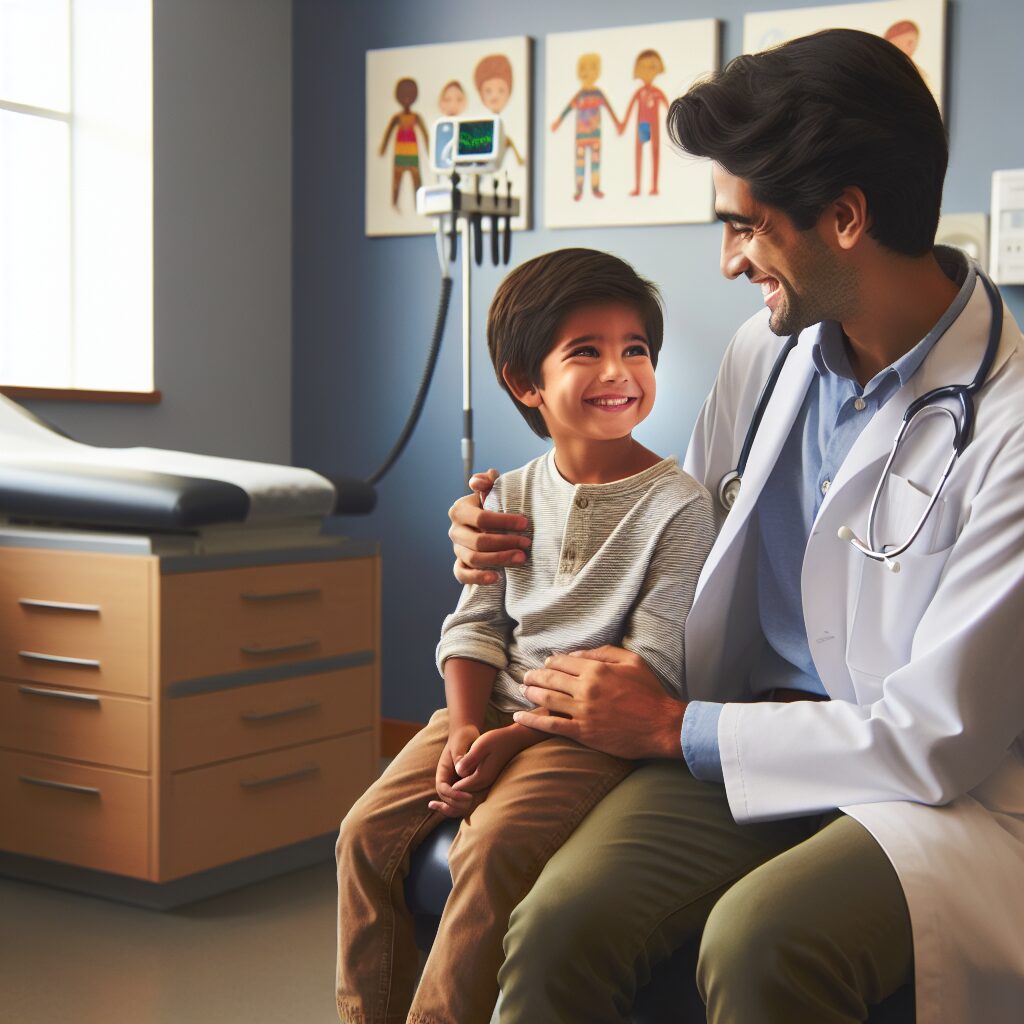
[{"left": 990, "top": 170, "right": 1024, "bottom": 285}]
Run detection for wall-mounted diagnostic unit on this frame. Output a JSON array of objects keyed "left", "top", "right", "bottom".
[
  {"left": 991, "top": 169, "right": 1024, "bottom": 285},
  {"left": 429, "top": 116, "right": 506, "bottom": 175}
]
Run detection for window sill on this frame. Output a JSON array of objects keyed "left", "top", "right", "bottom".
[{"left": 0, "top": 387, "right": 161, "bottom": 405}]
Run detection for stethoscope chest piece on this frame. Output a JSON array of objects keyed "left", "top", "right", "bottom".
[{"left": 718, "top": 471, "right": 741, "bottom": 512}]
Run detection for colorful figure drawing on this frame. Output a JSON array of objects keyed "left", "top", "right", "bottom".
[
  {"left": 618, "top": 49, "right": 669, "bottom": 196},
  {"left": 551, "top": 53, "right": 621, "bottom": 201},
  {"left": 439, "top": 80, "right": 467, "bottom": 116},
  {"left": 473, "top": 54, "right": 525, "bottom": 166},
  {"left": 379, "top": 77, "right": 429, "bottom": 209}
]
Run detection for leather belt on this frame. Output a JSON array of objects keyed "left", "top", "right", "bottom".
[{"left": 767, "top": 687, "right": 829, "bottom": 703}]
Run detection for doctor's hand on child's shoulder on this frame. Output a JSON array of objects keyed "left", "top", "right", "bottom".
[{"left": 448, "top": 469, "right": 531, "bottom": 586}]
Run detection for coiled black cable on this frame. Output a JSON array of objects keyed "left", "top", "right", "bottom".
[{"left": 366, "top": 274, "right": 454, "bottom": 485}]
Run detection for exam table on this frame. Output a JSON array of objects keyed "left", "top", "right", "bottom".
[
  {"left": 0, "top": 394, "right": 375, "bottom": 531},
  {"left": 0, "top": 393, "right": 380, "bottom": 907}
]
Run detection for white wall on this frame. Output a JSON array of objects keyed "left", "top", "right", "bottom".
[{"left": 24, "top": 0, "right": 294, "bottom": 465}]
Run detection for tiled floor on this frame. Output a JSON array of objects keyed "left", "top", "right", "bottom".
[{"left": 0, "top": 860, "right": 341, "bottom": 1024}]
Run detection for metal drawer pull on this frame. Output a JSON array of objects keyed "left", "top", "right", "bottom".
[
  {"left": 240, "top": 588, "right": 322, "bottom": 602},
  {"left": 18, "top": 685, "right": 101, "bottom": 705},
  {"left": 241, "top": 700, "right": 321, "bottom": 723},
  {"left": 240, "top": 763, "right": 319, "bottom": 790},
  {"left": 19, "top": 599, "right": 101, "bottom": 614},
  {"left": 18, "top": 651, "right": 101, "bottom": 669},
  {"left": 239, "top": 638, "right": 318, "bottom": 657},
  {"left": 19, "top": 775, "right": 101, "bottom": 796}
]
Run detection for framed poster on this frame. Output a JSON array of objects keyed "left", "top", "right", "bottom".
[
  {"left": 366, "top": 36, "right": 531, "bottom": 237},
  {"left": 744, "top": 0, "right": 946, "bottom": 114},
  {"left": 544, "top": 19, "right": 720, "bottom": 230}
]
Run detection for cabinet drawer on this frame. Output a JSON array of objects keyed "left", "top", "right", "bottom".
[
  {"left": 161, "top": 558, "right": 375, "bottom": 685},
  {"left": 164, "top": 732, "right": 375, "bottom": 879},
  {"left": 0, "top": 750, "right": 150, "bottom": 878},
  {"left": 165, "top": 666, "right": 375, "bottom": 770},
  {"left": 0, "top": 548, "right": 154, "bottom": 697},
  {"left": 0, "top": 679, "right": 149, "bottom": 771}
]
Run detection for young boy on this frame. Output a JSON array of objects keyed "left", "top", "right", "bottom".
[{"left": 336, "top": 249, "right": 715, "bottom": 1024}]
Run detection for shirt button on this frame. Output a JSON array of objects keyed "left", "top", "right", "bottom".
[
  {"left": 854, "top": 397, "right": 866, "bottom": 411},
  {"left": 564, "top": 546, "right": 576, "bottom": 560},
  {"left": 575, "top": 496, "right": 589, "bottom": 509},
  {"left": 821, "top": 479, "right": 831, "bottom": 495}
]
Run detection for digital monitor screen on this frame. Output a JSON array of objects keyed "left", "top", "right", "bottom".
[{"left": 457, "top": 120, "right": 496, "bottom": 157}]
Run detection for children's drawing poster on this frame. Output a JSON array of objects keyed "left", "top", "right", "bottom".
[
  {"left": 743, "top": 0, "right": 946, "bottom": 115},
  {"left": 366, "top": 37, "right": 531, "bottom": 237},
  {"left": 543, "top": 20, "right": 719, "bottom": 230}
]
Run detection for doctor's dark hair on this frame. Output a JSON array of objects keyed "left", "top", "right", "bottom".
[
  {"left": 668, "top": 28, "right": 947, "bottom": 256},
  {"left": 487, "top": 248, "right": 663, "bottom": 439}
]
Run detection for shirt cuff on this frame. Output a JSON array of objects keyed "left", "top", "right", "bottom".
[{"left": 681, "top": 701, "right": 725, "bottom": 784}]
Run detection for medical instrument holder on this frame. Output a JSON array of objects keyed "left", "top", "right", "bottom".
[{"left": 416, "top": 172, "right": 521, "bottom": 486}]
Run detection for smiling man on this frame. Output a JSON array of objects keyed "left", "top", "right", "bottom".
[{"left": 446, "top": 28, "right": 1024, "bottom": 1024}]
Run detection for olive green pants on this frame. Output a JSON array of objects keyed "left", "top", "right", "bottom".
[{"left": 498, "top": 760, "right": 913, "bottom": 1023}]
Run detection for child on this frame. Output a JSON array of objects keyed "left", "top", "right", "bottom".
[{"left": 336, "top": 249, "right": 716, "bottom": 1024}]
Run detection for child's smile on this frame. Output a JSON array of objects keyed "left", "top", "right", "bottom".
[{"left": 530, "top": 302, "right": 656, "bottom": 445}]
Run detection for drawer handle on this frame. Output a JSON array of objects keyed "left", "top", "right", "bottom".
[
  {"left": 241, "top": 700, "right": 321, "bottom": 723},
  {"left": 239, "top": 763, "right": 319, "bottom": 790},
  {"left": 19, "top": 599, "right": 101, "bottom": 614},
  {"left": 240, "top": 588, "right": 322, "bottom": 602},
  {"left": 19, "top": 775, "right": 101, "bottom": 796},
  {"left": 18, "top": 650, "right": 101, "bottom": 669},
  {"left": 239, "top": 638, "right": 318, "bottom": 657},
  {"left": 18, "top": 685, "right": 101, "bottom": 706}
]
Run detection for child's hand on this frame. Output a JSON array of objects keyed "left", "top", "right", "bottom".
[
  {"left": 429, "top": 724, "right": 481, "bottom": 818},
  {"left": 450, "top": 727, "right": 523, "bottom": 797}
]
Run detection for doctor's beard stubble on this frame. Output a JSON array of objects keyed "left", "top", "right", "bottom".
[{"left": 766, "top": 230, "right": 861, "bottom": 337}]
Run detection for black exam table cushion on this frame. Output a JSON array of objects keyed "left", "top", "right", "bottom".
[
  {"left": 0, "top": 465, "right": 377, "bottom": 529},
  {"left": 0, "top": 461, "right": 250, "bottom": 529}
]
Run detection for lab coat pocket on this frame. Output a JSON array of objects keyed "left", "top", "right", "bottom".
[
  {"left": 878, "top": 471, "right": 957, "bottom": 556},
  {"left": 847, "top": 474, "right": 957, "bottom": 682}
]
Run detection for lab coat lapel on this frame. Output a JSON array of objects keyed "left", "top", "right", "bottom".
[{"left": 702, "top": 331, "right": 817, "bottom": 582}]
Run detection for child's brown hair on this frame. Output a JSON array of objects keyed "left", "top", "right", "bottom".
[{"left": 487, "top": 249, "right": 664, "bottom": 438}]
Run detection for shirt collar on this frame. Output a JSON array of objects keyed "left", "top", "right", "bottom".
[{"left": 810, "top": 245, "right": 976, "bottom": 392}]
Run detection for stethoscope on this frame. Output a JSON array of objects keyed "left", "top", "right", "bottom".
[{"left": 716, "top": 271, "right": 1004, "bottom": 573}]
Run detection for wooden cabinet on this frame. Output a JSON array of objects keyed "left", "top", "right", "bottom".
[{"left": 0, "top": 542, "right": 379, "bottom": 887}]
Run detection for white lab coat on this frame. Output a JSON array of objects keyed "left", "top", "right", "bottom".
[{"left": 682, "top": 276, "right": 1024, "bottom": 1023}]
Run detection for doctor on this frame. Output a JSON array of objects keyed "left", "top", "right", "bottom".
[{"left": 447, "top": 28, "right": 1024, "bottom": 1024}]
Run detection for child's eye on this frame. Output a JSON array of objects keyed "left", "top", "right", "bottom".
[
  {"left": 625, "top": 344, "right": 650, "bottom": 358},
  {"left": 568, "top": 346, "right": 598, "bottom": 358}
]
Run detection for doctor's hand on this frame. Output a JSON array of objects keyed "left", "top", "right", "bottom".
[
  {"left": 516, "top": 647, "right": 687, "bottom": 761},
  {"left": 448, "top": 469, "right": 532, "bottom": 586}
]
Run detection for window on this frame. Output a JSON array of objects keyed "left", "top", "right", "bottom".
[{"left": 0, "top": 0, "right": 153, "bottom": 394}]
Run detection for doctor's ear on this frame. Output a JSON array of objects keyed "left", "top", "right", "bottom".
[
  {"left": 502, "top": 365, "right": 543, "bottom": 408},
  {"left": 824, "top": 186, "right": 870, "bottom": 251}
]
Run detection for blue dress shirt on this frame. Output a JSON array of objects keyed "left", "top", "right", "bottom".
[{"left": 683, "top": 249, "right": 975, "bottom": 783}]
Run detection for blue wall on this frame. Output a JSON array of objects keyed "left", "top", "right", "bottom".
[{"left": 293, "top": 0, "right": 1024, "bottom": 724}]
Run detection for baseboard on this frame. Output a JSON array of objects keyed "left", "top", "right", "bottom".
[
  {"left": 381, "top": 718, "right": 426, "bottom": 757},
  {"left": 0, "top": 833, "right": 336, "bottom": 910}
]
